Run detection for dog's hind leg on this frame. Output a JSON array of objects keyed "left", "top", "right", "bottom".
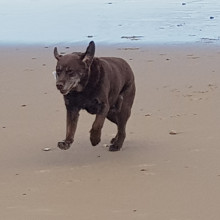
[
  {"left": 108, "top": 85, "right": 135, "bottom": 151},
  {"left": 107, "top": 105, "right": 131, "bottom": 151},
  {"left": 58, "top": 109, "right": 79, "bottom": 150},
  {"left": 109, "top": 110, "right": 130, "bottom": 151},
  {"left": 107, "top": 97, "right": 129, "bottom": 150},
  {"left": 115, "top": 95, "right": 123, "bottom": 112}
]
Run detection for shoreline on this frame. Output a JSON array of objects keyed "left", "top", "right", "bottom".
[{"left": 1, "top": 38, "right": 220, "bottom": 47}]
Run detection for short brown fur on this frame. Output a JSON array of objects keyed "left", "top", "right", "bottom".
[{"left": 54, "top": 41, "right": 135, "bottom": 151}]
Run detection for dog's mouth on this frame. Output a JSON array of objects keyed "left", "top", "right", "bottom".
[
  {"left": 60, "top": 89, "right": 69, "bottom": 95},
  {"left": 56, "top": 73, "right": 83, "bottom": 95},
  {"left": 58, "top": 83, "right": 82, "bottom": 95},
  {"left": 68, "top": 80, "right": 83, "bottom": 93}
]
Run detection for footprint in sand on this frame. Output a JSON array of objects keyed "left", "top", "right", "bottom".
[
  {"left": 135, "top": 164, "right": 157, "bottom": 175},
  {"left": 35, "top": 169, "right": 51, "bottom": 174},
  {"left": 187, "top": 54, "right": 200, "bottom": 59},
  {"left": 208, "top": 84, "right": 218, "bottom": 90}
]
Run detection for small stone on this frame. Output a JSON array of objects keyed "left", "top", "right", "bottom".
[
  {"left": 140, "top": 169, "right": 147, "bottom": 172},
  {"left": 43, "top": 147, "right": 51, "bottom": 151},
  {"left": 169, "top": 130, "right": 177, "bottom": 135}
]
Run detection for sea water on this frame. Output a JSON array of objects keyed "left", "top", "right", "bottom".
[{"left": 0, "top": 0, "right": 219, "bottom": 44}]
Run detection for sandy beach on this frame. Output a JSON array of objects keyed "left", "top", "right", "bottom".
[{"left": 1, "top": 42, "right": 220, "bottom": 219}]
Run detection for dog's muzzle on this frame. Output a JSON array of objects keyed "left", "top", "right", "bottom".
[
  {"left": 56, "top": 82, "right": 64, "bottom": 91},
  {"left": 56, "top": 83, "right": 69, "bottom": 95}
]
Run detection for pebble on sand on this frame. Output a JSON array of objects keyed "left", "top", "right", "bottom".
[
  {"left": 43, "top": 147, "right": 51, "bottom": 151},
  {"left": 169, "top": 130, "right": 177, "bottom": 135}
]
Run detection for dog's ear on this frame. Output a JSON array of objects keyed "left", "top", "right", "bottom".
[
  {"left": 82, "top": 41, "right": 95, "bottom": 67},
  {"left": 54, "top": 47, "right": 62, "bottom": 60}
]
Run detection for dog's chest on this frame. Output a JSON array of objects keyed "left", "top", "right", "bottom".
[{"left": 64, "top": 92, "right": 103, "bottom": 115}]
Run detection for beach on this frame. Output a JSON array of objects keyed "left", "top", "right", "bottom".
[{"left": 0, "top": 42, "right": 220, "bottom": 219}]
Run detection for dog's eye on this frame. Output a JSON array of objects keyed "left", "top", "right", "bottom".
[
  {"left": 67, "top": 70, "right": 74, "bottom": 76},
  {"left": 79, "top": 72, "right": 84, "bottom": 77}
]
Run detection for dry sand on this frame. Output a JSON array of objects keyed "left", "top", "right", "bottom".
[{"left": 0, "top": 43, "right": 220, "bottom": 220}]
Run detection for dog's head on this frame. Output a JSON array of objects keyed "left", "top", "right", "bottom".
[{"left": 54, "top": 41, "right": 95, "bottom": 95}]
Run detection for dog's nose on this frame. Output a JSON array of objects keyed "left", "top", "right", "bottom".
[{"left": 56, "top": 83, "right": 64, "bottom": 90}]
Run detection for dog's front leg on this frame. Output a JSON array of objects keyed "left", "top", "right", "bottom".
[
  {"left": 90, "top": 114, "right": 106, "bottom": 146},
  {"left": 58, "top": 109, "right": 79, "bottom": 150}
]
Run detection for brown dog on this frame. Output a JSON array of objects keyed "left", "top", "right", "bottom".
[{"left": 54, "top": 41, "right": 135, "bottom": 151}]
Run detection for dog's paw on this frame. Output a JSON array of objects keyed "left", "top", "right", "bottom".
[
  {"left": 109, "top": 144, "right": 121, "bottom": 152},
  {"left": 57, "top": 141, "right": 71, "bottom": 150},
  {"left": 90, "top": 135, "right": 101, "bottom": 146},
  {"left": 90, "top": 129, "right": 101, "bottom": 146}
]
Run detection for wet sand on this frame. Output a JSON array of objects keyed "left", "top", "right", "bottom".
[{"left": 1, "top": 43, "right": 220, "bottom": 219}]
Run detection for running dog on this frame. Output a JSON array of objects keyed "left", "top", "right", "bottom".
[{"left": 53, "top": 41, "right": 135, "bottom": 151}]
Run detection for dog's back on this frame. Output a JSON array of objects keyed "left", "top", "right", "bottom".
[{"left": 91, "top": 57, "right": 135, "bottom": 108}]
